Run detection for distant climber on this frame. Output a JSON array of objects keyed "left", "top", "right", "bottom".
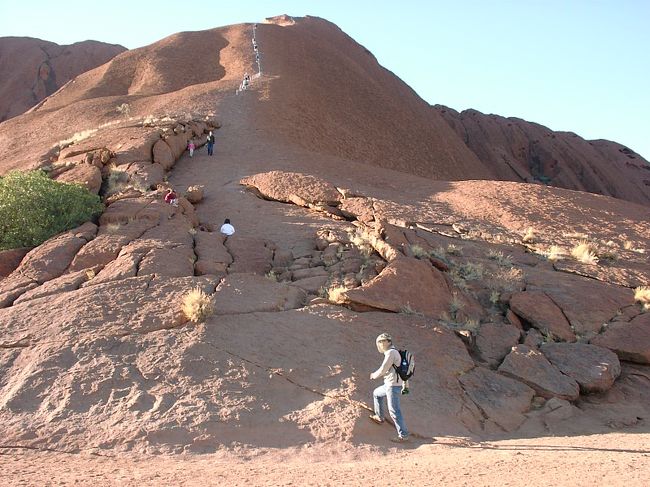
[
  {"left": 369, "top": 333, "right": 409, "bottom": 443},
  {"left": 220, "top": 218, "right": 235, "bottom": 236},
  {"left": 164, "top": 189, "right": 178, "bottom": 207},
  {"left": 187, "top": 140, "right": 195, "bottom": 158},
  {"left": 206, "top": 131, "right": 215, "bottom": 156}
]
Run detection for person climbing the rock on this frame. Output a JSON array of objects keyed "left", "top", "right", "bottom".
[
  {"left": 187, "top": 140, "right": 195, "bottom": 158},
  {"left": 242, "top": 74, "right": 250, "bottom": 90},
  {"left": 220, "top": 218, "right": 235, "bottom": 236},
  {"left": 369, "top": 333, "right": 409, "bottom": 443},
  {"left": 164, "top": 189, "right": 178, "bottom": 207},
  {"left": 206, "top": 131, "right": 215, "bottom": 156}
]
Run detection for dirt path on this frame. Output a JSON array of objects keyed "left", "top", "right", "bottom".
[{"left": 3, "top": 432, "right": 649, "bottom": 486}]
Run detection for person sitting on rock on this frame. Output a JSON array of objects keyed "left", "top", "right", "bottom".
[
  {"left": 164, "top": 189, "right": 178, "bottom": 207},
  {"left": 369, "top": 333, "right": 409, "bottom": 443},
  {"left": 187, "top": 140, "right": 195, "bottom": 157},
  {"left": 220, "top": 218, "right": 235, "bottom": 236}
]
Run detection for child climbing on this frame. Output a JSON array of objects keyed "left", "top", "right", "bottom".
[{"left": 187, "top": 140, "right": 195, "bottom": 157}]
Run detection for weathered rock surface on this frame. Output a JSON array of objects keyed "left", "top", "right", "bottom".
[
  {"left": 54, "top": 163, "right": 103, "bottom": 193},
  {"left": 0, "top": 248, "right": 30, "bottom": 278},
  {"left": 459, "top": 367, "right": 535, "bottom": 432},
  {"left": 591, "top": 313, "right": 650, "bottom": 364},
  {"left": 509, "top": 291, "right": 576, "bottom": 342},
  {"left": 474, "top": 323, "right": 521, "bottom": 367},
  {"left": 525, "top": 271, "right": 635, "bottom": 335},
  {"left": 499, "top": 345, "right": 580, "bottom": 401},
  {"left": 213, "top": 274, "right": 306, "bottom": 314},
  {"left": 343, "top": 257, "right": 454, "bottom": 317},
  {"left": 540, "top": 343, "right": 621, "bottom": 393},
  {"left": 194, "top": 231, "right": 232, "bottom": 276},
  {"left": 226, "top": 237, "right": 274, "bottom": 275},
  {"left": 241, "top": 171, "right": 341, "bottom": 206}
]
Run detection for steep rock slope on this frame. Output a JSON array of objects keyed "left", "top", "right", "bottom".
[
  {"left": 0, "top": 37, "right": 125, "bottom": 122},
  {"left": 435, "top": 105, "right": 650, "bottom": 205}
]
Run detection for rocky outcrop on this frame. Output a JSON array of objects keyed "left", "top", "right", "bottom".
[
  {"left": 54, "top": 163, "right": 103, "bottom": 194},
  {"left": 591, "top": 313, "right": 650, "bottom": 364},
  {"left": 0, "top": 37, "right": 125, "bottom": 122},
  {"left": 213, "top": 274, "right": 306, "bottom": 314},
  {"left": 241, "top": 171, "right": 342, "bottom": 207},
  {"left": 435, "top": 105, "right": 650, "bottom": 206},
  {"left": 499, "top": 345, "right": 580, "bottom": 401},
  {"left": 474, "top": 323, "right": 521, "bottom": 367},
  {"left": 509, "top": 291, "right": 576, "bottom": 342},
  {"left": 343, "top": 257, "right": 454, "bottom": 317},
  {"left": 0, "top": 248, "right": 30, "bottom": 278},
  {"left": 459, "top": 367, "right": 535, "bottom": 432},
  {"left": 540, "top": 343, "right": 621, "bottom": 393}
]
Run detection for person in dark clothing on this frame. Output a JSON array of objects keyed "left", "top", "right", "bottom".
[{"left": 207, "top": 131, "right": 216, "bottom": 156}]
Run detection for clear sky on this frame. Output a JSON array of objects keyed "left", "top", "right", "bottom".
[{"left": 1, "top": 0, "right": 649, "bottom": 159}]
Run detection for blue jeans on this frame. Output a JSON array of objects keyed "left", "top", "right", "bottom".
[
  {"left": 373, "top": 384, "right": 408, "bottom": 438},
  {"left": 207, "top": 142, "right": 214, "bottom": 155}
]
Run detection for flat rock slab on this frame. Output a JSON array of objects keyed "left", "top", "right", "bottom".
[
  {"left": 460, "top": 367, "right": 535, "bottom": 432},
  {"left": 290, "top": 275, "right": 329, "bottom": 294},
  {"left": 591, "top": 313, "right": 650, "bottom": 364},
  {"left": 498, "top": 345, "right": 580, "bottom": 401},
  {"left": 214, "top": 274, "right": 306, "bottom": 314},
  {"left": 526, "top": 270, "right": 635, "bottom": 335},
  {"left": 540, "top": 342, "right": 621, "bottom": 393},
  {"left": 510, "top": 291, "right": 576, "bottom": 342},
  {"left": 343, "top": 256, "right": 453, "bottom": 317},
  {"left": 241, "top": 171, "right": 341, "bottom": 206},
  {"left": 226, "top": 237, "right": 274, "bottom": 275},
  {"left": 474, "top": 323, "right": 521, "bottom": 367}
]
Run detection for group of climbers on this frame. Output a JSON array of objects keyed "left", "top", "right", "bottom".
[{"left": 236, "top": 24, "right": 261, "bottom": 94}]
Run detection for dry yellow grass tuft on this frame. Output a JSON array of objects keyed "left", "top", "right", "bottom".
[
  {"left": 327, "top": 286, "right": 348, "bottom": 304},
  {"left": 181, "top": 288, "right": 214, "bottom": 323},
  {"left": 571, "top": 240, "right": 598, "bottom": 265},
  {"left": 522, "top": 227, "right": 536, "bottom": 243},
  {"left": 545, "top": 245, "right": 563, "bottom": 262},
  {"left": 634, "top": 286, "right": 650, "bottom": 312}
]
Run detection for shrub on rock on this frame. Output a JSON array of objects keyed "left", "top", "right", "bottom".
[
  {"left": 0, "top": 170, "right": 103, "bottom": 250},
  {"left": 181, "top": 287, "right": 214, "bottom": 323}
]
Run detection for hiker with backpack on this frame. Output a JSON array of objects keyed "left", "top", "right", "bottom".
[{"left": 369, "top": 333, "right": 412, "bottom": 443}]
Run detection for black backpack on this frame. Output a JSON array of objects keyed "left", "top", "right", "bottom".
[{"left": 392, "top": 349, "right": 415, "bottom": 381}]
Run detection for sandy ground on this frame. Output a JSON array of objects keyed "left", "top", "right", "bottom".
[{"left": 2, "top": 432, "right": 649, "bottom": 486}]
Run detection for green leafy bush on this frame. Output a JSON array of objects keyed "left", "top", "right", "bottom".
[{"left": 0, "top": 170, "right": 104, "bottom": 250}]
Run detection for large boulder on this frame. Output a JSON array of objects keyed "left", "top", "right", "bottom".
[
  {"left": 0, "top": 248, "right": 30, "bottom": 278},
  {"left": 54, "top": 163, "right": 102, "bottom": 194},
  {"left": 498, "top": 345, "right": 580, "bottom": 401},
  {"left": 343, "top": 257, "right": 456, "bottom": 317},
  {"left": 240, "top": 171, "right": 341, "bottom": 206},
  {"left": 124, "top": 161, "right": 165, "bottom": 190},
  {"left": 509, "top": 291, "right": 576, "bottom": 342},
  {"left": 540, "top": 342, "right": 621, "bottom": 393},
  {"left": 152, "top": 139, "right": 175, "bottom": 170},
  {"left": 474, "top": 323, "right": 522, "bottom": 367},
  {"left": 459, "top": 367, "right": 535, "bottom": 432},
  {"left": 9, "top": 222, "right": 97, "bottom": 284},
  {"left": 591, "top": 313, "right": 650, "bottom": 364},
  {"left": 525, "top": 270, "right": 635, "bottom": 335}
]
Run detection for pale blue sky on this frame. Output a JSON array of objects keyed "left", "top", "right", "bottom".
[{"left": 1, "top": 0, "right": 649, "bottom": 159}]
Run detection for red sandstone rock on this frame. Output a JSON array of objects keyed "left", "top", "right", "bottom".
[
  {"left": 510, "top": 291, "right": 576, "bottom": 342},
  {"left": 474, "top": 323, "right": 522, "bottom": 367},
  {"left": 226, "top": 237, "right": 274, "bottom": 275},
  {"left": 459, "top": 367, "right": 535, "bottom": 432},
  {"left": 0, "top": 248, "right": 30, "bottom": 278},
  {"left": 213, "top": 274, "right": 306, "bottom": 313},
  {"left": 343, "top": 257, "right": 453, "bottom": 317},
  {"left": 498, "top": 345, "right": 580, "bottom": 401},
  {"left": 241, "top": 171, "right": 341, "bottom": 206},
  {"left": 152, "top": 139, "right": 175, "bottom": 170},
  {"left": 540, "top": 343, "right": 621, "bottom": 393},
  {"left": 590, "top": 313, "right": 650, "bottom": 364},
  {"left": 54, "top": 163, "right": 103, "bottom": 194}
]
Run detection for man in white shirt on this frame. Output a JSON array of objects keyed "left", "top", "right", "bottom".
[
  {"left": 369, "top": 333, "right": 409, "bottom": 442},
  {"left": 220, "top": 218, "right": 235, "bottom": 236}
]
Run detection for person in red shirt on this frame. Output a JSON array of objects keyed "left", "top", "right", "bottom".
[{"left": 164, "top": 189, "right": 178, "bottom": 207}]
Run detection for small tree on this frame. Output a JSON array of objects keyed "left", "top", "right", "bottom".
[{"left": 0, "top": 170, "right": 104, "bottom": 250}]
